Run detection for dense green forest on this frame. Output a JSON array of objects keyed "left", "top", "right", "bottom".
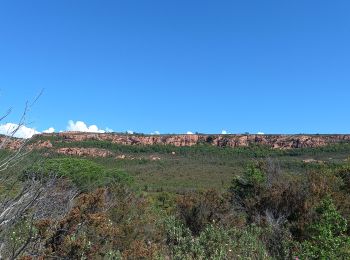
[{"left": 1, "top": 142, "right": 350, "bottom": 259}]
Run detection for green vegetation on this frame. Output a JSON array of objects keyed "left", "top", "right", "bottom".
[
  {"left": 299, "top": 197, "right": 350, "bottom": 259},
  {"left": 27, "top": 138, "right": 350, "bottom": 192},
  {"left": 164, "top": 217, "right": 270, "bottom": 259},
  {"left": 25, "top": 157, "right": 133, "bottom": 190},
  {"left": 1, "top": 142, "right": 350, "bottom": 259}
]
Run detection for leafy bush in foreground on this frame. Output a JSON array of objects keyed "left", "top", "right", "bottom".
[
  {"left": 298, "top": 197, "right": 350, "bottom": 259},
  {"left": 33, "top": 188, "right": 162, "bottom": 259},
  {"left": 164, "top": 216, "right": 270, "bottom": 259}
]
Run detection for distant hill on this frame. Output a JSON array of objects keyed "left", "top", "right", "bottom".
[{"left": 3, "top": 132, "right": 350, "bottom": 156}]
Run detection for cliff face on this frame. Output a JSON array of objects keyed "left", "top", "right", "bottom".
[
  {"left": 39, "top": 132, "right": 350, "bottom": 149},
  {"left": 0, "top": 135, "right": 25, "bottom": 150},
  {"left": 3, "top": 133, "right": 350, "bottom": 157}
]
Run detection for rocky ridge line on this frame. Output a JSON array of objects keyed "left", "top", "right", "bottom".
[
  {"left": 2, "top": 133, "right": 350, "bottom": 158},
  {"left": 37, "top": 132, "right": 350, "bottom": 149}
]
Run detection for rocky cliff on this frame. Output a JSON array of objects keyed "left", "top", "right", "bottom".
[
  {"left": 38, "top": 132, "right": 350, "bottom": 149},
  {"left": 2, "top": 132, "right": 350, "bottom": 156}
]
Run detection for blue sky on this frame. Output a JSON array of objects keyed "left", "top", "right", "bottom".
[{"left": 0, "top": 0, "right": 349, "bottom": 136}]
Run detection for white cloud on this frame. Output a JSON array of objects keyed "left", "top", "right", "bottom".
[
  {"left": 221, "top": 130, "right": 228, "bottom": 134},
  {"left": 66, "top": 120, "right": 106, "bottom": 133},
  {"left": 0, "top": 123, "right": 39, "bottom": 139},
  {"left": 257, "top": 132, "right": 265, "bottom": 135},
  {"left": 105, "top": 127, "right": 113, "bottom": 133},
  {"left": 127, "top": 130, "right": 134, "bottom": 134},
  {"left": 187, "top": 131, "right": 193, "bottom": 134},
  {"left": 43, "top": 127, "right": 55, "bottom": 133},
  {"left": 151, "top": 131, "right": 160, "bottom": 135}
]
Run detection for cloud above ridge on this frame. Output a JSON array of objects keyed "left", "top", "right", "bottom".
[
  {"left": 0, "top": 120, "right": 111, "bottom": 139},
  {"left": 43, "top": 127, "right": 55, "bottom": 133},
  {"left": 66, "top": 120, "right": 107, "bottom": 133},
  {"left": 0, "top": 123, "right": 39, "bottom": 138}
]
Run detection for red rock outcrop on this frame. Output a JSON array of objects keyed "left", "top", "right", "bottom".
[
  {"left": 0, "top": 135, "right": 25, "bottom": 150},
  {"left": 56, "top": 147, "right": 113, "bottom": 157},
  {"left": 3, "top": 133, "right": 350, "bottom": 159},
  {"left": 37, "top": 132, "right": 350, "bottom": 149}
]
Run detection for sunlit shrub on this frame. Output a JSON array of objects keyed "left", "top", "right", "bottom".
[
  {"left": 298, "top": 197, "right": 350, "bottom": 259},
  {"left": 25, "top": 158, "right": 132, "bottom": 190},
  {"left": 164, "top": 216, "right": 271, "bottom": 260}
]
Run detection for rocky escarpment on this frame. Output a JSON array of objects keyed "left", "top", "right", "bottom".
[
  {"left": 55, "top": 147, "right": 114, "bottom": 157},
  {"left": 3, "top": 133, "right": 350, "bottom": 159},
  {"left": 0, "top": 135, "right": 26, "bottom": 150},
  {"left": 37, "top": 132, "right": 350, "bottom": 149}
]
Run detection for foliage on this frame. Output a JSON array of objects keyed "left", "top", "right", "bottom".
[
  {"left": 230, "top": 162, "right": 266, "bottom": 201},
  {"left": 3, "top": 141, "right": 350, "bottom": 259},
  {"left": 176, "top": 189, "right": 236, "bottom": 235},
  {"left": 25, "top": 157, "right": 133, "bottom": 190},
  {"left": 164, "top": 216, "right": 271, "bottom": 260},
  {"left": 25, "top": 187, "right": 162, "bottom": 259},
  {"left": 298, "top": 197, "right": 350, "bottom": 259}
]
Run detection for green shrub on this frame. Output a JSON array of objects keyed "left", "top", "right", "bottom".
[
  {"left": 164, "top": 216, "right": 195, "bottom": 259},
  {"left": 176, "top": 190, "right": 233, "bottom": 235},
  {"left": 197, "top": 225, "right": 232, "bottom": 259},
  {"left": 299, "top": 197, "right": 350, "bottom": 259},
  {"left": 164, "top": 216, "right": 271, "bottom": 260},
  {"left": 230, "top": 163, "right": 266, "bottom": 199},
  {"left": 229, "top": 225, "right": 271, "bottom": 260},
  {"left": 24, "top": 158, "right": 133, "bottom": 190},
  {"left": 104, "top": 168, "right": 134, "bottom": 186}
]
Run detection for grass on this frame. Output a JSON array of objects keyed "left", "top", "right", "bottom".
[{"left": 15, "top": 139, "right": 350, "bottom": 193}]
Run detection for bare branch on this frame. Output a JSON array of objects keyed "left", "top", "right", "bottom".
[{"left": 0, "top": 108, "right": 12, "bottom": 123}]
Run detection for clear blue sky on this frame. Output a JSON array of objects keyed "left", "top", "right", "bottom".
[{"left": 0, "top": 0, "right": 349, "bottom": 134}]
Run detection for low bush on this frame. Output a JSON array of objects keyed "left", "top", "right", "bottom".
[
  {"left": 24, "top": 157, "right": 133, "bottom": 190},
  {"left": 164, "top": 216, "right": 271, "bottom": 259},
  {"left": 298, "top": 197, "right": 350, "bottom": 259}
]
